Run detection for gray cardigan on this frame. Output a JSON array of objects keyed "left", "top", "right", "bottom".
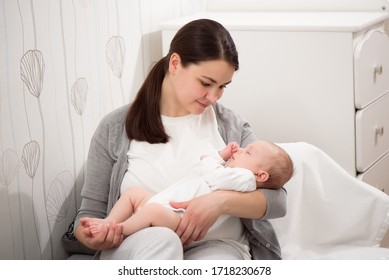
[{"left": 75, "top": 102, "right": 287, "bottom": 259}]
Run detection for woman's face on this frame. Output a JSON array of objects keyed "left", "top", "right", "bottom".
[{"left": 164, "top": 53, "right": 235, "bottom": 116}]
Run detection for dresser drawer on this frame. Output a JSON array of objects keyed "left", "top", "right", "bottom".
[
  {"left": 354, "top": 30, "right": 389, "bottom": 109},
  {"left": 355, "top": 92, "right": 389, "bottom": 172},
  {"left": 357, "top": 152, "right": 389, "bottom": 195}
]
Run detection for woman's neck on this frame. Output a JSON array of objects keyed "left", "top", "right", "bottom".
[{"left": 160, "top": 77, "right": 190, "bottom": 117}]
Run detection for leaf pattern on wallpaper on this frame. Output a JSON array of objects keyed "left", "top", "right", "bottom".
[
  {"left": 20, "top": 50, "right": 45, "bottom": 98},
  {"left": 46, "top": 171, "right": 74, "bottom": 224},
  {"left": 21, "top": 140, "right": 40, "bottom": 179},
  {"left": 106, "top": 36, "right": 126, "bottom": 103},
  {"left": 0, "top": 149, "right": 19, "bottom": 187},
  {"left": 20, "top": 49, "right": 47, "bottom": 194},
  {"left": 106, "top": 36, "right": 126, "bottom": 78},
  {"left": 71, "top": 78, "right": 88, "bottom": 115}
]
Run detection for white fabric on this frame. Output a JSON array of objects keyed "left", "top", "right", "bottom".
[
  {"left": 121, "top": 106, "right": 226, "bottom": 194},
  {"left": 272, "top": 142, "right": 389, "bottom": 259}
]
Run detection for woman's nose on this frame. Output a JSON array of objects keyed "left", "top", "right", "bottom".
[
  {"left": 205, "top": 92, "right": 218, "bottom": 103},
  {"left": 205, "top": 89, "right": 223, "bottom": 103}
]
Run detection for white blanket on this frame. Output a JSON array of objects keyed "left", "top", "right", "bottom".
[{"left": 271, "top": 142, "right": 389, "bottom": 259}]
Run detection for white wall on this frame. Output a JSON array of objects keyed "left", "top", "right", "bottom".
[
  {"left": 0, "top": 0, "right": 205, "bottom": 260},
  {"left": 205, "top": 0, "right": 389, "bottom": 12}
]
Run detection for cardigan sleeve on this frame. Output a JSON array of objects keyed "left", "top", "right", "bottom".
[
  {"left": 73, "top": 105, "right": 129, "bottom": 231},
  {"left": 73, "top": 116, "right": 114, "bottom": 230}
]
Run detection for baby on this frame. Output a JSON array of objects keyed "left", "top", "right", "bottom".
[{"left": 81, "top": 140, "right": 293, "bottom": 237}]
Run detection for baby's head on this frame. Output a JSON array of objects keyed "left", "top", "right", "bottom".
[{"left": 225, "top": 140, "right": 293, "bottom": 189}]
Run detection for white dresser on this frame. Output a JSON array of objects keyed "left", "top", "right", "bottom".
[{"left": 160, "top": 12, "right": 389, "bottom": 195}]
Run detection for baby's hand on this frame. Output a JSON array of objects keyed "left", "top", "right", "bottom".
[
  {"left": 229, "top": 142, "right": 239, "bottom": 154},
  {"left": 220, "top": 142, "right": 240, "bottom": 161}
]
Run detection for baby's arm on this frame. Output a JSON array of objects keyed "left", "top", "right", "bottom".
[{"left": 200, "top": 157, "right": 257, "bottom": 192}]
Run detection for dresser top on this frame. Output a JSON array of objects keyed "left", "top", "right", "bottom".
[{"left": 160, "top": 12, "right": 389, "bottom": 32}]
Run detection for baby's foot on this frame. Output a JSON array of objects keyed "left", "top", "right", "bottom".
[
  {"left": 89, "top": 222, "right": 105, "bottom": 236},
  {"left": 84, "top": 218, "right": 107, "bottom": 236}
]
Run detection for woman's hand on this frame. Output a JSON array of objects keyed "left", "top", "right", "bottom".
[
  {"left": 170, "top": 192, "right": 222, "bottom": 246},
  {"left": 170, "top": 189, "right": 267, "bottom": 246},
  {"left": 76, "top": 218, "right": 124, "bottom": 251}
]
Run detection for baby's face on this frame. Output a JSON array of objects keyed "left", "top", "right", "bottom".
[{"left": 226, "top": 141, "right": 275, "bottom": 173}]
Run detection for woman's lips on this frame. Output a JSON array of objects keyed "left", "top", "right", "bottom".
[{"left": 197, "top": 100, "right": 208, "bottom": 108}]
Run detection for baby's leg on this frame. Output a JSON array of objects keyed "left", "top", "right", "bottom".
[
  {"left": 108, "top": 187, "right": 154, "bottom": 223},
  {"left": 84, "top": 187, "right": 154, "bottom": 236},
  {"left": 120, "top": 203, "right": 181, "bottom": 236}
]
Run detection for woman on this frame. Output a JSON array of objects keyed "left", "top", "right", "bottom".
[{"left": 74, "top": 18, "right": 287, "bottom": 260}]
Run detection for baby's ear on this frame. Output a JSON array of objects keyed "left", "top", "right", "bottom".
[{"left": 255, "top": 171, "right": 269, "bottom": 183}]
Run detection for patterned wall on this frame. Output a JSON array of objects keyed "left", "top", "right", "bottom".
[{"left": 0, "top": 0, "right": 204, "bottom": 260}]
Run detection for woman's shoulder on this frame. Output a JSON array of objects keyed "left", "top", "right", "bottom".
[
  {"left": 93, "top": 104, "right": 130, "bottom": 139},
  {"left": 212, "top": 102, "right": 242, "bottom": 126},
  {"left": 212, "top": 102, "right": 257, "bottom": 146},
  {"left": 101, "top": 104, "right": 130, "bottom": 125}
]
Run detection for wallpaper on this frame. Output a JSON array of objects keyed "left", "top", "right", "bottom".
[{"left": 0, "top": 0, "right": 204, "bottom": 260}]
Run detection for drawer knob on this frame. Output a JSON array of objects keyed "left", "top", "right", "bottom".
[
  {"left": 375, "top": 125, "right": 384, "bottom": 137},
  {"left": 375, "top": 125, "right": 384, "bottom": 144},
  {"left": 373, "top": 65, "right": 383, "bottom": 82}
]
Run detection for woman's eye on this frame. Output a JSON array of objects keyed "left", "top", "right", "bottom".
[
  {"left": 219, "top": 85, "right": 227, "bottom": 89},
  {"left": 201, "top": 81, "right": 210, "bottom": 87}
]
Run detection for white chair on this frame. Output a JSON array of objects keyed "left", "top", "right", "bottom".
[{"left": 272, "top": 142, "right": 389, "bottom": 259}]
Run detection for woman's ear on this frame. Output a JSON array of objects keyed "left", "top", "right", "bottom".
[
  {"left": 255, "top": 170, "right": 269, "bottom": 183},
  {"left": 168, "top": 52, "right": 181, "bottom": 74}
]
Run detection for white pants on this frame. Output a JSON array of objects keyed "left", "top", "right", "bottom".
[{"left": 100, "top": 227, "right": 249, "bottom": 260}]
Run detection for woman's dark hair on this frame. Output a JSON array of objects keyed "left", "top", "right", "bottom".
[{"left": 126, "top": 19, "right": 239, "bottom": 144}]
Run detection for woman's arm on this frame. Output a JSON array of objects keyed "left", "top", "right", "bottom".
[
  {"left": 171, "top": 188, "right": 272, "bottom": 245},
  {"left": 73, "top": 108, "right": 127, "bottom": 250},
  {"left": 215, "top": 189, "right": 267, "bottom": 219}
]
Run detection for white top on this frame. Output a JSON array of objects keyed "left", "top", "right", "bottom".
[
  {"left": 121, "top": 106, "right": 226, "bottom": 193},
  {"left": 160, "top": 11, "right": 389, "bottom": 32}
]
